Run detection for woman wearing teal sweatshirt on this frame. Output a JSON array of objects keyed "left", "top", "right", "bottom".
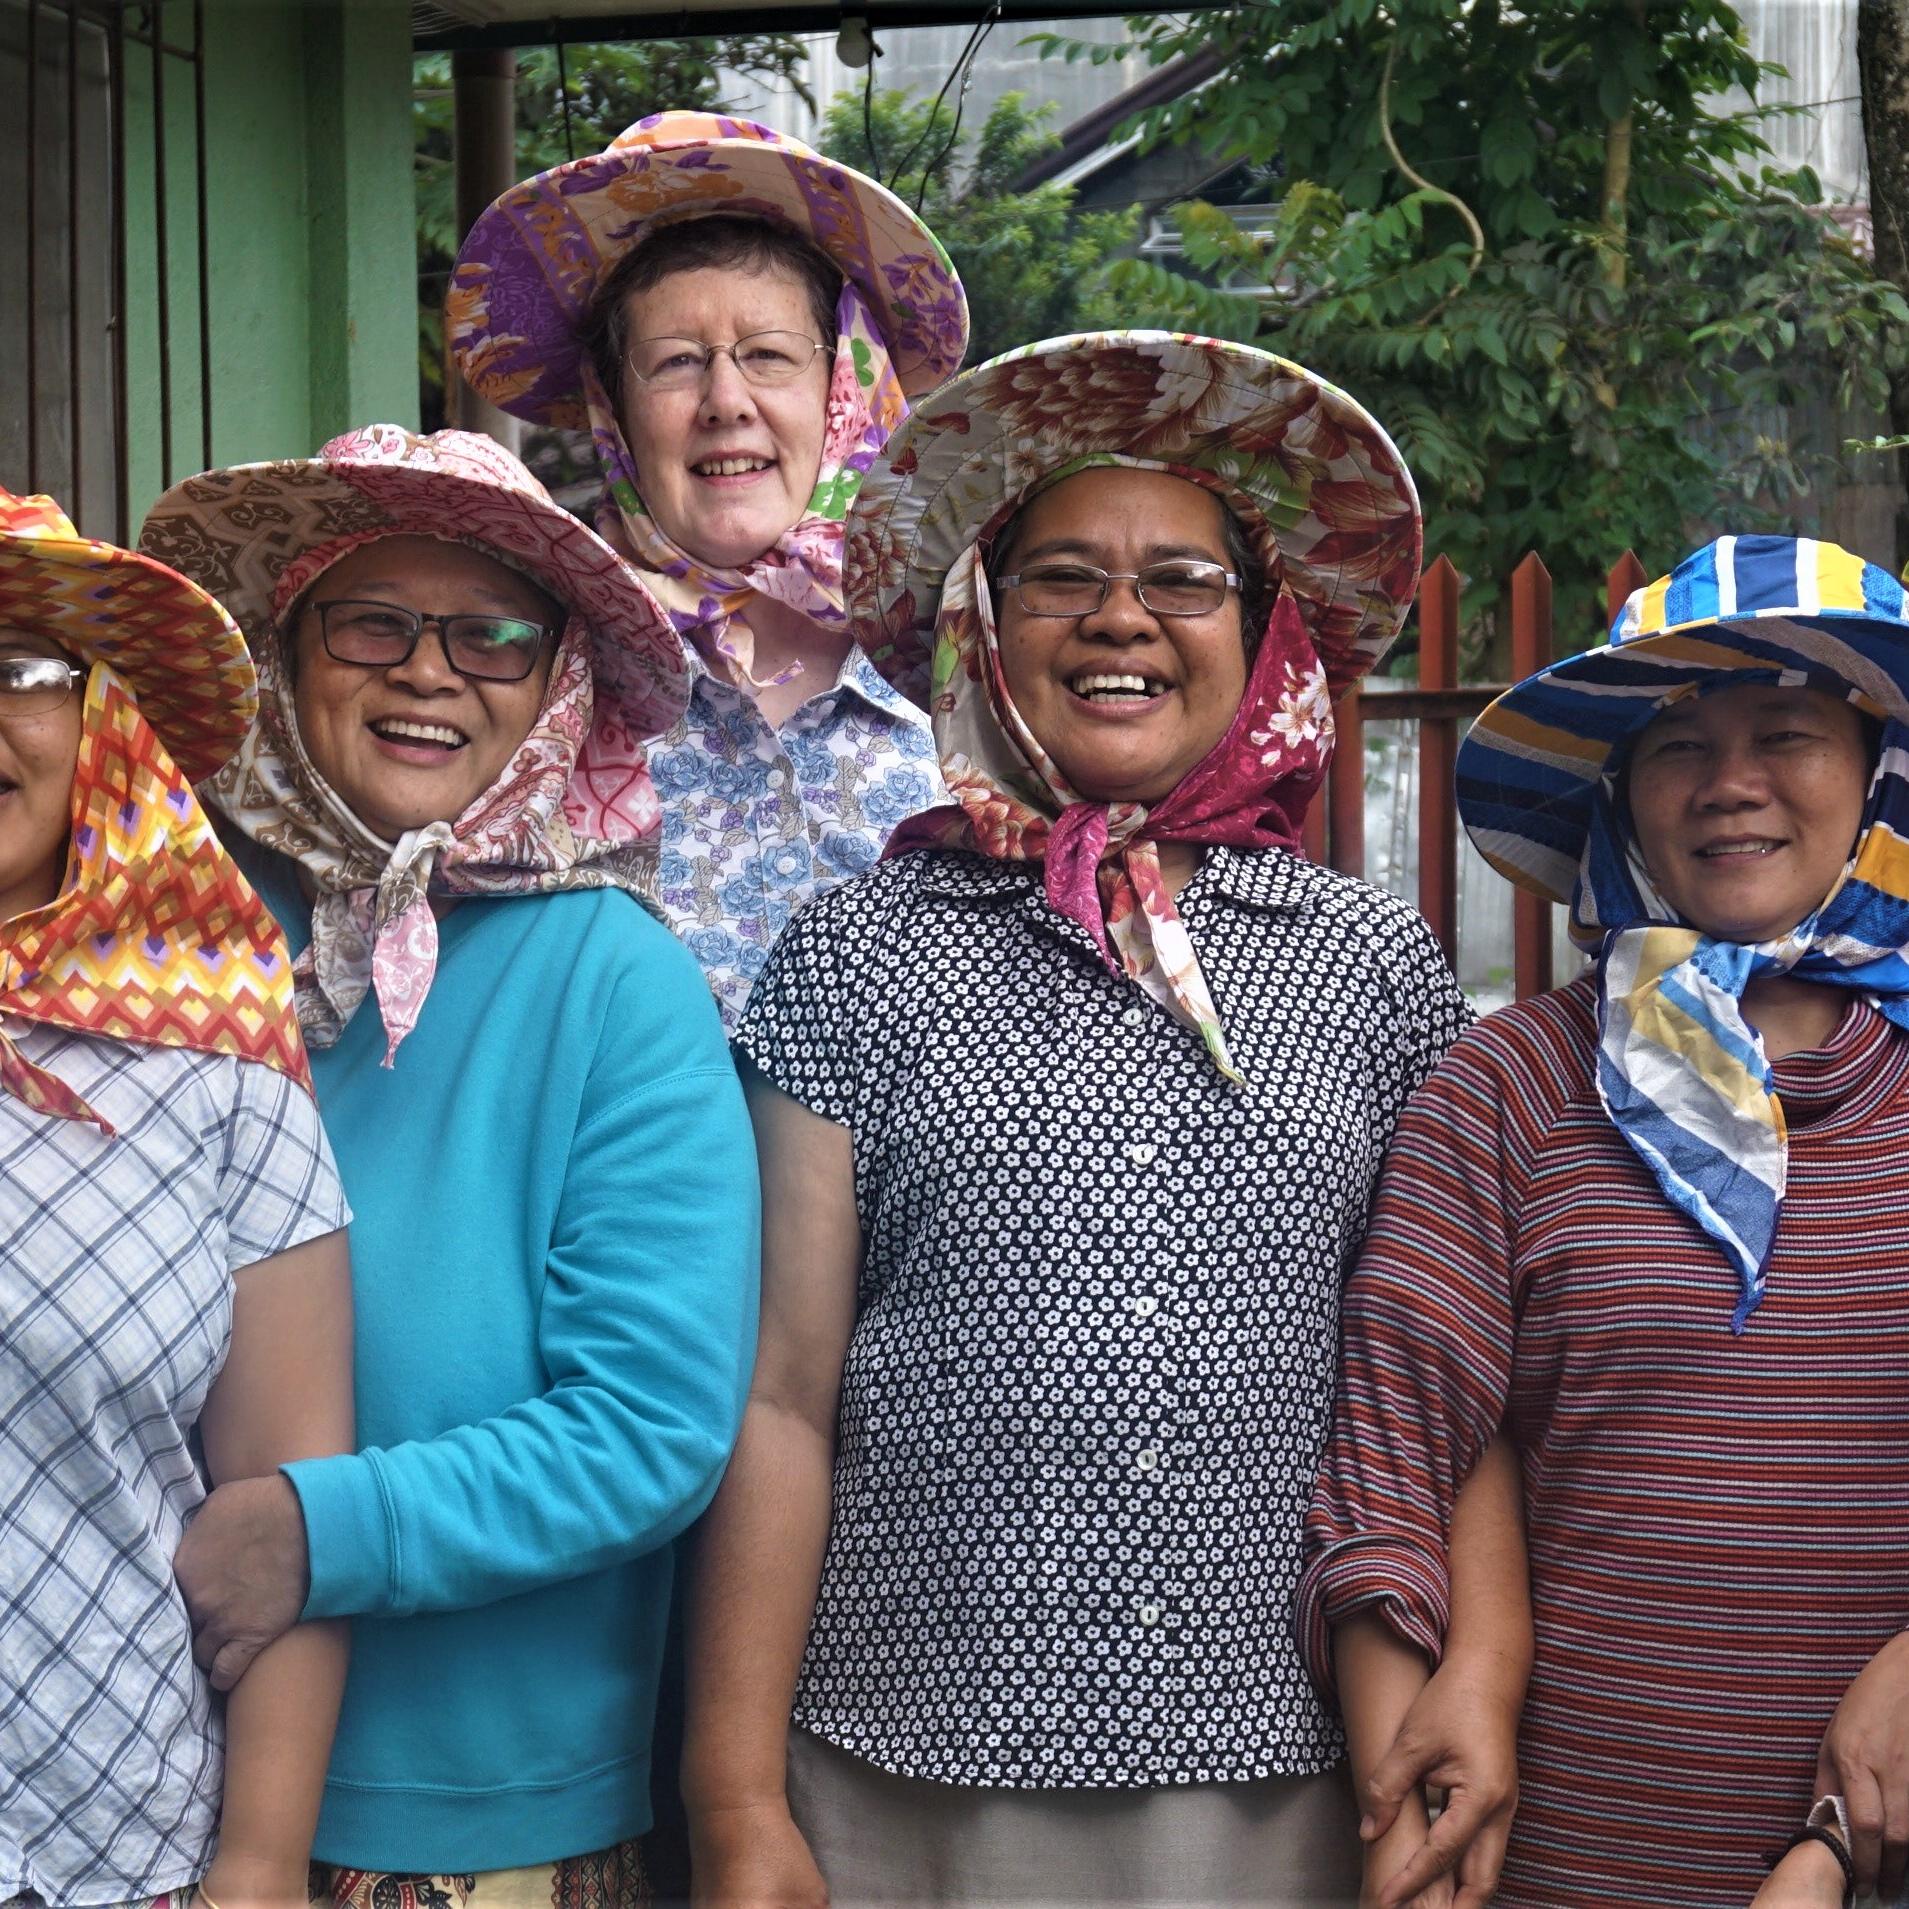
[{"left": 140, "top": 426, "right": 759, "bottom": 1905}]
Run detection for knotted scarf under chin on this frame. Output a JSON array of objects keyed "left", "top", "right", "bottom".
[{"left": 884, "top": 544, "right": 1337, "bottom": 1081}]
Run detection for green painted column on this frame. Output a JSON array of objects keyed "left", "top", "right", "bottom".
[{"left": 122, "top": 0, "right": 416, "bottom": 524}]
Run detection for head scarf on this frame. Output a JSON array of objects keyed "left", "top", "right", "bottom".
[
  {"left": 203, "top": 530, "right": 658, "bottom": 1067},
  {"left": 1579, "top": 693, "right": 1909, "bottom": 1330},
  {"left": 585, "top": 278, "right": 908, "bottom": 688},
  {"left": 3, "top": 662, "right": 310, "bottom": 1134},
  {"left": 883, "top": 472, "right": 1337, "bottom": 1081}
]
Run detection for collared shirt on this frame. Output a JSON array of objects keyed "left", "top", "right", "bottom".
[
  {"left": 646, "top": 644, "right": 942, "bottom": 1030},
  {"left": 1, "top": 1026, "right": 348, "bottom": 1906},
  {"left": 734, "top": 845, "right": 1470, "bottom": 1788}
]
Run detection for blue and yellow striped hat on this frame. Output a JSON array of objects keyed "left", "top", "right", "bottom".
[{"left": 1458, "top": 534, "right": 1909, "bottom": 904}]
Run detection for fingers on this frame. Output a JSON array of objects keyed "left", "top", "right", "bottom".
[
  {"left": 1881, "top": 1791, "right": 1909, "bottom": 1905},
  {"left": 189, "top": 1619, "right": 226, "bottom": 1675},
  {"left": 207, "top": 1636, "right": 259, "bottom": 1694},
  {"left": 1450, "top": 1805, "right": 1513, "bottom": 1909},
  {"left": 1845, "top": 1764, "right": 1885, "bottom": 1896},
  {"left": 1362, "top": 1734, "right": 1431, "bottom": 1842},
  {"left": 1377, "top": 1790, "right": 1483, "bottom": 1907}
]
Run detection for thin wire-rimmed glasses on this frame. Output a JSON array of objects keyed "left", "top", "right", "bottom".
[
  {"left": 997, "top": 561, "right": 1241, "bottom": 619},
  {"left": 625, "top": 330, "right": 829, "bottom": 391},
  {"left": 309, "top": 600, "right": 553, "bottom": 684},
  {"left": 0, "top": 654, "right": 84, "bottom": 717}
]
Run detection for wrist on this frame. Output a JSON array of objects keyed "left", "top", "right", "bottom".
[{"left": 204, "top": 1846, "right": 308, "bottom": 1901}]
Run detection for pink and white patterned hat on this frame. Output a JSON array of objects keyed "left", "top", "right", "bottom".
[
  {"left": 845, "top": 330, "right": 1423, "bottom": 708},
  {"left": 138, "top": 424, "right": 689, "bottom": 739},
  {"left": 447, "top": 110, "right": 970, "bottom": 429}
]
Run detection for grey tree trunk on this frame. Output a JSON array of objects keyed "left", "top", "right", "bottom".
[{"left": 1860, "top": 0, "right": 1909, "bottom": 568}]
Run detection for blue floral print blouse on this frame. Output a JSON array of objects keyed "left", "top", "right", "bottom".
[{"left": 648, "top": 643, "right": 942, "bottom": 1028}]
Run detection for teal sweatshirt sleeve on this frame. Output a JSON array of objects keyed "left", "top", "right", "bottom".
[{"left": 286, "top": 951, "right": 761, "bottom": 1620}]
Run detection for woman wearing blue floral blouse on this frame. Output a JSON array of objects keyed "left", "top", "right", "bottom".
[{"left": 449, "top": 111, "right": 970, "bottom": 1024}]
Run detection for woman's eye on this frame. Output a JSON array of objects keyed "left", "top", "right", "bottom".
[
  {"left": 344, "top": 611, "right": 408, "bottom": 636},
  {"left": 1028, "top": 566, "right": 1100, "bottom": 584}
]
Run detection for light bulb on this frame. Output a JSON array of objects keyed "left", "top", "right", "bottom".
[{"left": 836, "top": 14, "right": 876, "bottom": 67}]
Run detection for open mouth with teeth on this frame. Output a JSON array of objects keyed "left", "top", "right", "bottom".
[
  {"left": 692, "top": 455, "right": 775, "bottom": 479},
  {"left": 368, "top": 716, "right": 468, "bottom": 756},
  {"left": 1068, "top": 670, "right": 1172, "bottom": 707},
  {"left": 1695, "top": 839, "right": 1785, "bottom": 860}
]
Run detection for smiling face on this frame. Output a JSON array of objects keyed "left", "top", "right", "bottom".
[
  {"left": 613, "top": 265, "right": 832, "bottom": 568},
  {"left": 1625, "top": 682, "right": 1872, "bottom": 942},
  {"left": 0, "top": 628, "right": 83, "bottom": 924},
  {"left": 289, "top": 535, "right": 558, "bottom": 843},
  {"left": 993, "top": 467, "right": 1250, "bottom": 806}
]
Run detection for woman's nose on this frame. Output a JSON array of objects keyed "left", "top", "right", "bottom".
[
  {"left": 1694, "top": 741, "right": 1771, "bottom": 807},
  {"left": 384, "top": 621, "right": 464, "bottom": 692},
  {"left": 1078, "top": 577, "right": 1156, "bottom": 642},
  {"left": 699, "top": 350, "right": 761, "bottom": 422}
]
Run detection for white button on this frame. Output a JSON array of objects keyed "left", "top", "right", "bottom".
[
  {"left": 1136, "top": 1448, "right": 1161, "bottom": 1473},
  {"left": 1131, "top": 1294, "right": 1159, "bottom": 1318},
  {"left": 1127, "top": 1141, "right": 1157, "bottom": 1166},
  {"left": 1138, "top": 1601, "right": 1163, "bottom": 1627},
  {"left": 1122, "top": 1004, "right": 1147, "bottom": 1028}
]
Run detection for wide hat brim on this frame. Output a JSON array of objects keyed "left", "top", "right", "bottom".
[
  {"left": 139, "top": 457, "right": 689, "bottom": 739},
  {"left": 0, "top": 531, "right": 255, "bottom": 782},
  {"left": 448, "top": 131, "right": 970, "bottom": 427},
  {"left": 1459, "top": 610, "right": 1909, "bottom": 906},
  {"left": 841, "top": 330, "right": 1422, "bottom": 709}
]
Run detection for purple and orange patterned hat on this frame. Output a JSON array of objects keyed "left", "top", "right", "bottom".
[{"left": 446, "top": 110, "right": 970, "bottom": 430}]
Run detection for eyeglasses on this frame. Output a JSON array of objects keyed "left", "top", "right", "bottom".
[
  {"left": 309, "top": 599, "right": 553, "bottom": 683},
  {"left": 0, "top": 654, "right": 84, "bottom": 716},
  {"left": 625, "top": 330, "right": 829, "bottom": 391},
  {"left": 997, "top": 561, "right": 1240, "bottom": 619}
]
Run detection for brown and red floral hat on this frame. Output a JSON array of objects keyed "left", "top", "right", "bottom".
[{"left": 844, "top": 329, "right": 1422, "bottom": 708}]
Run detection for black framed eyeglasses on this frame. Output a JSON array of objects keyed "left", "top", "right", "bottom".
[
  {"left": 0, "top": 654, "right": 84, "bottom": 716},
  {"left": 310, "top": 599, "right": 553, "bottom": 683},
  {"left": 625, "top": 330, "right": 829, "bottom": 391},
  {"left": 998, "top": 561, "right": 1240, "bottom": 618}
]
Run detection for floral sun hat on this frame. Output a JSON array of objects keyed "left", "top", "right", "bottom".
[
  {"left": 140, "top": 426, "right": 689, "bottom": 1065},
  {"left": 0, "top": 491, "right": 312, "bottom": 1130},
  {"left": 447, "top": 110, "right": 970, "bottom": 429},
  {"left": 852, "top": 330, "right": 1423, "bottom": 1081}
]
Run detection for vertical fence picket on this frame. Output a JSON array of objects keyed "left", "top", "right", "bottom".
[
  {"left": 1417, "top": 556, "right": 1460, "bottom": 960},
  {"left": 1508, "top": 554, "right": 1554, "bottom": 999},
  {"left": 1326, "top": 684, "right": 1365, "bottom": 876},
  {"left": 1606, "top": 551, "right": 1647, "bottom": 632}
]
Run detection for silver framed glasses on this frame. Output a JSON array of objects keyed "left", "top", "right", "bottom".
[
  {"left": 310, "top": 600, "right": 552, "bottom": 683},
  {"left": 998, "top": 561, "right": 1240, "bottom": 618},
  {"left": 625, "top": 330, "right": 829, "bottom": 391},
  {"left": 0, "top": 654, "right": 84, "bottom": 716}
]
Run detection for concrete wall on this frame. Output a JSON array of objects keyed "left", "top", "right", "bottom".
[{"left": 122, "top": 0, "right": 417, "bottom": 523}]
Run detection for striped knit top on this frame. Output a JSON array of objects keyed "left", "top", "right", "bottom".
[{"left": 1298, "top": 973, "right": 1909, "bottom": 1908}]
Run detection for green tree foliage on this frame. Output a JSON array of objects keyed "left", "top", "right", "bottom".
[
  {"left": 1040, "top": 0, "right": 1909, "bottom": 657},
  {"left": 414, "top": 41, "right": 811, "bottom": 426},
  {"left": 817, "top": 88, "right": 1134, "bottom": 363}
]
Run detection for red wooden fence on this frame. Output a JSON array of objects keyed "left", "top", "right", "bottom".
[{"left": 1306, "top": 551, "right": 1649, "bottom": 1002}]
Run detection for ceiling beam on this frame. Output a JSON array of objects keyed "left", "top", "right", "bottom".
[{"left": 414, "top": 1, "right": 1200, "bottom": 50}]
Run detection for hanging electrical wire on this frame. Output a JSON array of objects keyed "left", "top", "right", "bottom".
[
  {"left": 886, "top": 1, "right": 999, "bottom": 203},
  {"left": 913, "top": 1, "right": 1001, "bottom": 214}
]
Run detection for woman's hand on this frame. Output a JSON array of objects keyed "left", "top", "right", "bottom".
[
  {"left": 1359, "top": 1651, "right": 1521, "bottom": 1909},
  {"left": 688, "top": 1798, "right": 829, "bottom": 1909},
  {"left": 196, "top": 1856, "right": 314, "bottom": 1909},
  {"left": 173, "top": 1474, "right": 311, "bottom": 1691},
  {"left": 1817, "top": 1629, "right": 1909, "bottom": 1900},
  {"left": 1361, "top": 1792, "right": 1456, "bottom": 1909},
  {"left": 1746, "top": 1837, "right": 1849, "bottom": 1908}
]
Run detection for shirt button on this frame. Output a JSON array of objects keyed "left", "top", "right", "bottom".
[
  {"left": 1131, "top": 1294, "right": 1159, "bottom": 1319},
  {"left": 1138, "top": 1601, "right": 1163, "bottom": 1627},
  {"left": 1127, "top": 1141, "right": 1157, "bottom": 1166},
  {"left": 1122, "top": 1004, "right": 1147, "bottom": 1029},
  {"left": 1136, "top": 1448, "right": 1162, "bottom": 1474}
]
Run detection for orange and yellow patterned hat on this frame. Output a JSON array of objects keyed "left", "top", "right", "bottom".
[{"left": 0, "top": 490, "right": 256, "bottom": 783}]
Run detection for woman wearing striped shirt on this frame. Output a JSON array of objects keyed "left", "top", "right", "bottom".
[{"left": 1303, "top": 535, "right": 1909, "bottom": 1909}]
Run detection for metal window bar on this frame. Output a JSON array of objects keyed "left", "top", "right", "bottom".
[{"left": 6, "top": 0, "right": 209, "bottom": 542}]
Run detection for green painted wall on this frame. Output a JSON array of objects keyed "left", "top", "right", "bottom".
[{"left": 122, "top": 0, "right": 416, "bottom": 523}]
